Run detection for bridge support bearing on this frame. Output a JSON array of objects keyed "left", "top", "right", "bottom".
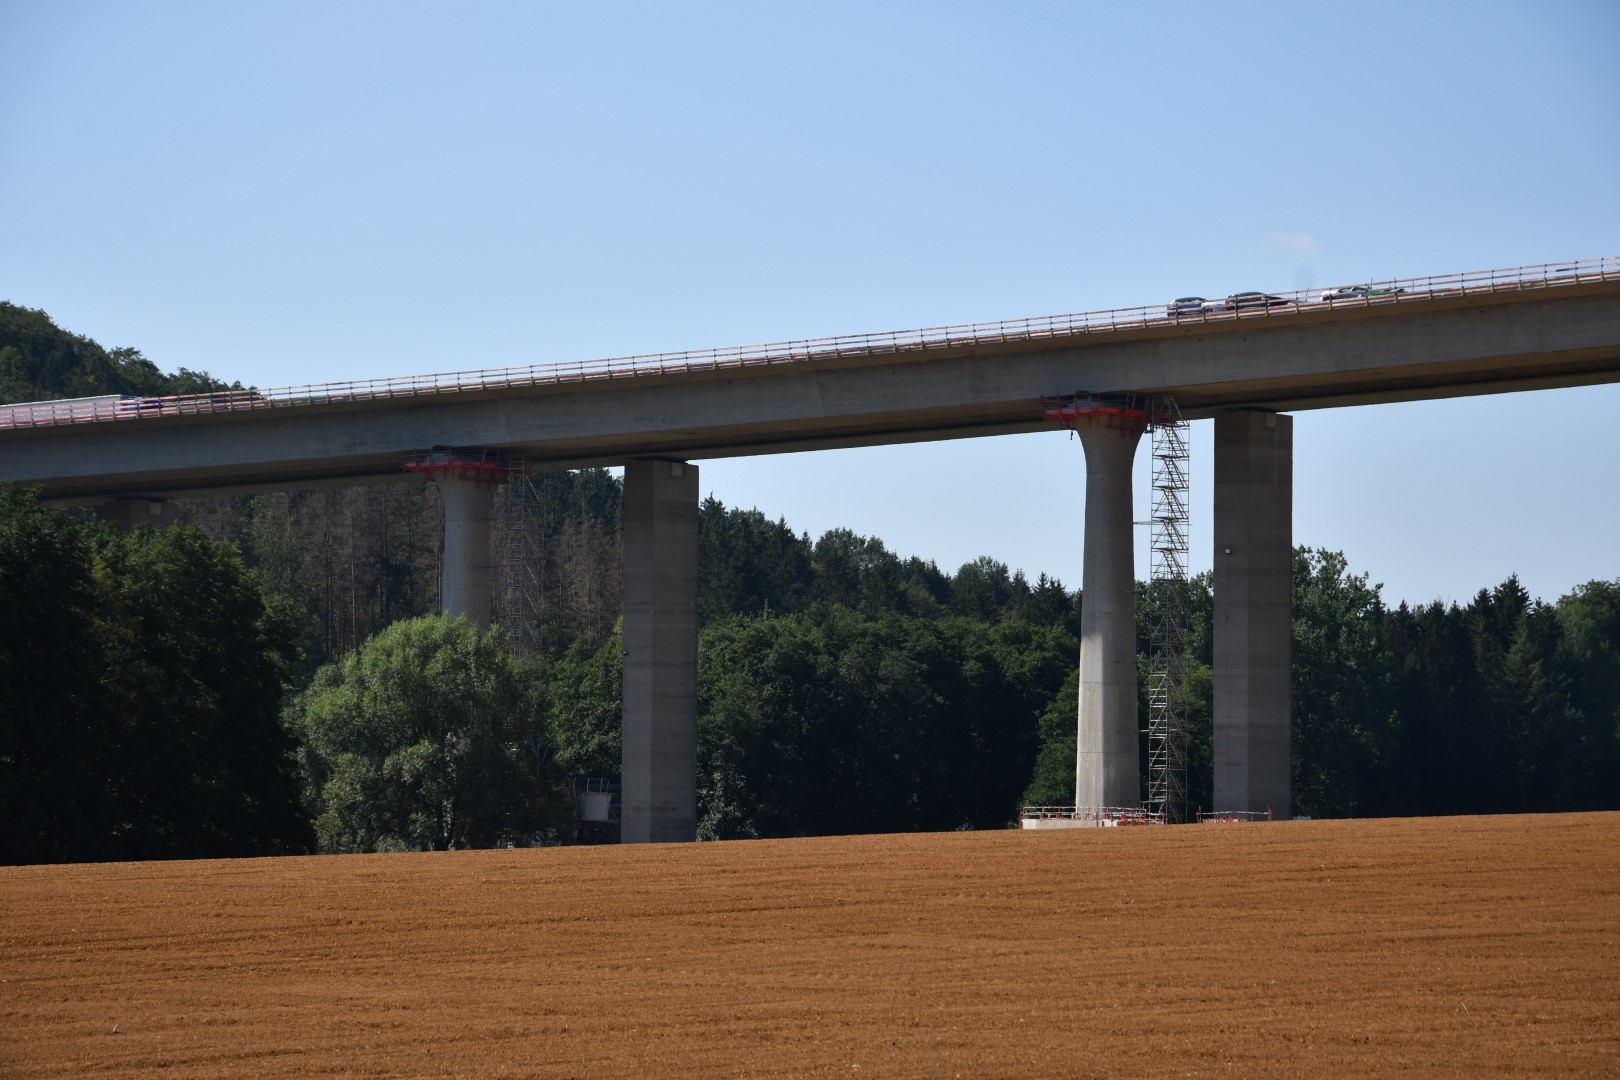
[
  {"left": 1213, "top": 410, "right": 1293, "bottom": 819},
  {"left": 1074, "top": 407, "right": 1149, "bottom": 814},
  {"left": 621, "top": 458, "right": 699, "bottom": 844}
]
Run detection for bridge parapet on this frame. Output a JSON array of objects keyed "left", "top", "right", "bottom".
[{"left": 3, "top": 256, "right": 1615, "bottom": 432}]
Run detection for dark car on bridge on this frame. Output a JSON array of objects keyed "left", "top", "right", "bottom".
[
  {"left": 1205, "top": 291, "right": 1292, "bottom": 313},
  {"left": 1230, "top": 291, "right": 1292, "bottom": 310}
]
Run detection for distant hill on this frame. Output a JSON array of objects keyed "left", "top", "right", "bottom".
[{"left": 0, "top": 301, "right": 237, "bottom": 405}]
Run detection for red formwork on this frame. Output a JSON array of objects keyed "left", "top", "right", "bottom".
[
  {"left": 1040, "top": 393, "right": 1154, "bottom": 435},
  {"left": 400, "top": 448, "right": 517, "bottom": 486}
]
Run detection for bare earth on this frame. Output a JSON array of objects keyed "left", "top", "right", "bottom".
[{"left": 3, "top": 813, "right": 1617, "bottom": 1078}]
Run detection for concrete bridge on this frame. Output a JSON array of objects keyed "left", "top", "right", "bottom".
[{"left": 5, "top": 258, "right": 1618, "bottom": 839}]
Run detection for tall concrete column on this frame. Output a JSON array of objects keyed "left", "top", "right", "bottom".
[
  {"left": 436, "top": 473, "right": 497, "bottom": 628},
  {"left": 621, "top": 458, "right": 699, "bottom": 844},
  {"left": 1213, "top": 409, "right": 1293, "bottom": 819},
  {"left": 1075, "top": 413, "right": 1147, "bottom": 813}
]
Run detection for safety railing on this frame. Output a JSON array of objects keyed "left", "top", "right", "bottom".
[
  {"left": 1019, "top": 805, "right": 1167, "bottom": 826},
  {"left": 1196, "top": 809, "right": 1274, "bottom": 823},
  {"left": 2, "top": 256, "right": 1615, "bottom": 431}
]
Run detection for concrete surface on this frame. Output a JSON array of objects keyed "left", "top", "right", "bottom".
[
  {"left": 1213, "top": 410, "right": 1293, "bottom": 818},
  {"left": 620, "top": 459, "right": 699, "bottom": 843},
  {"left": 435, "top": 470, "right": 497, "bottom": 629},
  {"left": 1074, "top": 415, "right": 1146, "bottom": 813},
  {"left": 4, "top": 284, "right": 1617, "bottom": 502}
]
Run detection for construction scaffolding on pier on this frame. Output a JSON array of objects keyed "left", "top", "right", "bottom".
[
  {"left": 1024, "top": 392, "right": 1190, "bottom": 826},
  {"left": 496, "top": 462, "right": 544, "bottom": 656},
  {"left": 1144, "top": 397, "right": 1190, "bottom": 824}
]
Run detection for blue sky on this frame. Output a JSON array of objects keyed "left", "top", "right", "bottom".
[{"left": 3, "top": 1, "right": 1618, "bottom": 605}]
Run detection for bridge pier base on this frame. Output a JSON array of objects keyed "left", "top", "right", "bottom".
[
  {"left": 1213, "top": 409, "right": 1293, "bottom": 819},
  {"left": 621, "top": 458, "right": 699, "bottom": 844},
  {"left": 1074, "top": 408, "right": 1148, "bottom": 814}
]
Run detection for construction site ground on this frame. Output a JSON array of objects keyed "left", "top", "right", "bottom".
[{"left": 3, "top": 812, "right": 1617, "bottom": 1078}]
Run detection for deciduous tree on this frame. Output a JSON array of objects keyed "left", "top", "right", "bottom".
[{"left": 288, "top": 615, "right": 560, "bottom": 852}]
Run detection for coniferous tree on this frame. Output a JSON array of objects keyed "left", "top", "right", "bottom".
[{"left": 1, "top": 488, "right": 310, "bottom": 863}]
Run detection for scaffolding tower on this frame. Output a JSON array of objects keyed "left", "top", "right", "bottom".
[
  {"left": 498, "top": 462, "right": 544, "bottom": 655},
  {"left": 1145, "top": 397, "right": 1190, "bottom": 823}
]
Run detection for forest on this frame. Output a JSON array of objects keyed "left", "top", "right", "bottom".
[{"left": 4, "top": 302, "right": 1619, "bottom": 863}]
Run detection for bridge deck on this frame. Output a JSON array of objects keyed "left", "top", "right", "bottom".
[{"left": 3, "top": 258, "right": 1618, "bottom": 500}]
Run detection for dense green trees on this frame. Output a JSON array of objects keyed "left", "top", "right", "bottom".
[
  {"left": 11, "top": 466, "right": 1619, "bottom": 862},
  {"left": 539, "top": 629, "right": 623, "bottom": 778},
  {"left": 1291, "top": 549, "right": 1398, "bottom": 817},
  {"left": 172, "top": 471, "right": 625, "bottom": 677},
  {"left": 695, "top": 610, "right": 1074, "bottom": 838},
  {"left": 534, "top": 608, "right": 1074, "bottom": 841},
  {"left": 1, "top": 487, "right": 119, "bottom": 862},
  {"left": 696, "top": 501, "right": 1080, "bottom": 631},
  {"left": 0, "top": 488, "right": 309, "bottom": 864},
  {"left": 1278, "top": 559, "right": 1620, "bottom": 818},
  {"left": 11, "top": 304, "right": 1620, "bottom": 861},
  {"left": 0, "top": 302, "right": 235, "bottom": 404},
  {"left": 286, "top": 615, "right": 564, "bottom": 853},
  {"left": 1019, "top": 668, "right": 1080, "bottom": 807},
  {"left": 1376, "top": 577, "right": 1620, "bottom": 818},
  {"left": 1018, "top": 550, "right": 1620, "bottom": 821}
]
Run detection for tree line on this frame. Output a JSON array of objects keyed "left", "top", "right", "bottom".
[
  {"left": 0, "top": 487, "right": 309, "bottom": 863},
  {"left": 1020, "top": 550, "right": 1620, "bottom": 820},
  {"left": 1, "top": 302, "right": 236, "bottom": 403},
  {"left": 9, "top": 476, "right": 1618, "bottom": 863},
  {"left": 4, "top": 303, "right": 1619, "bottom": 863}
]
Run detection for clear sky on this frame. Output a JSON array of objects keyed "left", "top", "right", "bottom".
[{"left": 3, "top": 1, "right": 1618, "bottom": 606}]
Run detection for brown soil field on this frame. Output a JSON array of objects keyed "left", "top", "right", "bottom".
[{"left": 2, "top": 813, "right": 1617, "bottom": 1079}]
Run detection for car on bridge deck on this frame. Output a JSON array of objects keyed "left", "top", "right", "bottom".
[
  {"left": 1317, "top": 284, "right": 1407, "bottom": 303},
  {"left": 1202, "top": 291, "right": 1293, "bottom": 313},
  {"left": 1165, "top": 296, "right": 1207, "bottom": 317},
  {"left": 1319, "top": 285, "right": 1368, "bottom": 302}
]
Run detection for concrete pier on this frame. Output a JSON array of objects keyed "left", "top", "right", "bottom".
[
  {"left": 435, "top": 471, "right": 497, "bottom": 628},
  {"left": 1074, "top": 412, "right": 1147, "bottom": 813},
  {"left": 621, "top": 458, "right": 700, "bottom": 844},
  {"left": 1213, "top": 410, "right": 1293, "bottom": 819}
]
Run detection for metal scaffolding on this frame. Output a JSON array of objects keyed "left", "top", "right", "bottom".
[
  {"left": 497, "top": 462, "right": 544, "bottom": 655},
  {"left": 1145, "top": 397, "right": 1190, "bottom": 823}
]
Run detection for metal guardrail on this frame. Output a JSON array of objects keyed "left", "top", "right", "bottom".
[
  {"left": 2, "top": 256, "right": 1615, "bottom": 430},
  {"left": 1019, "top": 805, "right": 1166, "bottom": 825}
]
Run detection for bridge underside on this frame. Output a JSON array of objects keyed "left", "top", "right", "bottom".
[
  {"left": 6, "top": 285, "right": 1617, "bottom": 504},
  {"left": 5, "top": 275, "right": 1620, "bottom": 840}
]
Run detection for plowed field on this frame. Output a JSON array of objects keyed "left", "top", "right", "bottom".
[{"left": 3, "top": 813, "right": 1618, "bottom": 1078}]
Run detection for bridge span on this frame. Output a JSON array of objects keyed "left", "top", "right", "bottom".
[{"left": 5, "top": 258, "right": 1618, "bottom": 841}]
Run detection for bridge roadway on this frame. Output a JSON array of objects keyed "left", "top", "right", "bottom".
[
  {"left": 5, "top": 261, "right": 1619, "bottom": 842},
  {"left": 2, "top": 269, "right": 1618, "bottom": 501}
]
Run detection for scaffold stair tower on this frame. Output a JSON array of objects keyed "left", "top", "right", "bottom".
[
  {"left": 498, "top": 462, "right": 544, "bottom": 656},
  {"left": 1145, "top": 396, "right": 1190, "bottom": 823},
  {"left": 1038, "top": 392, "right": 1192, "bottom": 824}
]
